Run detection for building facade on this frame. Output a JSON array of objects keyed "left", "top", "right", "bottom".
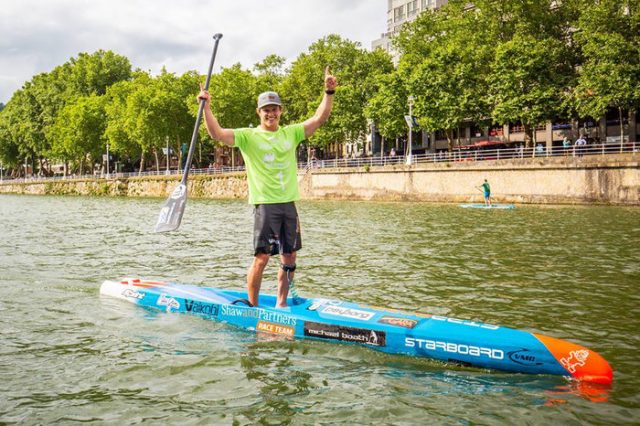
[{"left": 372, "top": 0, "right": 448, "bottom": 63}]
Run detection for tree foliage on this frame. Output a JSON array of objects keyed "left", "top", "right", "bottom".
[
  {"left": 396, "top": 1, "right": 493, "bottom": 147},
  {"left": 282, "top": 35, "right": 393, "bottom": 149},
  {"left": 573, "top": 0, "right": 640, "bottom": 128},
  {"left": 1, "top": 9, "right": 638, "bottom": 175},
  {"left": 490, "top": 33, "right": 572, "bottom": 145}
]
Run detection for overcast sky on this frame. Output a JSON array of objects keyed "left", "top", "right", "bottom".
[{"left": 0, "top": 0, "right": 387, "bottom": 103}]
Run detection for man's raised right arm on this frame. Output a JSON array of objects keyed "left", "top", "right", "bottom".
[{"left": 197, "top": 87, "right": 235, "bottom": 147}]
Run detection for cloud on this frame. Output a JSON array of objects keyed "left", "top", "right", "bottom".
[{"left": 0, "top": 0, "right": 386, "bottom": 102}]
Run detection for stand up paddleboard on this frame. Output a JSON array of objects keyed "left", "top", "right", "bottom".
[
  {"left": 459, "top": 203, "right": 516, "bottom": 209},
  {"left": 100, "top": 278, "right": 612, "bottom": 385}
]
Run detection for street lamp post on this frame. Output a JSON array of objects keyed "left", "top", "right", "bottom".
[
  {"left": 407, "top": 95, "right": 415, "bottom": 165},
  {"left": 165, "top": 136, "right": 170, "bottom": 175},
  {"left": 367, "top": 118, "right": 375, "bottom": 158}
]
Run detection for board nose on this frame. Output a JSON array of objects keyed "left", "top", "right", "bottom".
[{"left": 534, "top": 333, "right": 613, "bottom": 385}]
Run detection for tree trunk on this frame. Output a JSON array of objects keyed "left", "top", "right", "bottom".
[
  {"left": 139, "top": 151, "right": 145, "bottom": 176},
  {"left": 619, "top": 107, "right": 625, "bottom": 153},
  {"left": 154, "top": 147, "right": 160, "bottom": 173},
  {"left": 445, "top": 129, "right": 454, "bottom": 151},
  {"left": 523, "top": 124, "right": 533, "bottom": 149}
]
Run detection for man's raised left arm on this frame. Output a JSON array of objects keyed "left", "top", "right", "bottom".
[{"left": 303, "top": 66, "right": 337, "bottom": 139}]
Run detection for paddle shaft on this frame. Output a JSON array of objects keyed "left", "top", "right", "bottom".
[{"left": 181, "top": 33, "right": 223, "bottom": 185}]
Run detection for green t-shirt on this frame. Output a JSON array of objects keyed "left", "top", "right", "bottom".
[
  {"left": 481, "top": 182, "right": 491, "bottom": 194},
  {"left": 234, "top": 123, "right": 306, "bottom": 204}
]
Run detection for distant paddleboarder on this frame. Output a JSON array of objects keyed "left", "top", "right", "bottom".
[{"left": 477, "top": 179, "right": 492, "bottom": 206}]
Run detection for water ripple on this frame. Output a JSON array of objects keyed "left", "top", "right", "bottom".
[{"left": 0, "top": 195, "right": 638, "bottom": 424}]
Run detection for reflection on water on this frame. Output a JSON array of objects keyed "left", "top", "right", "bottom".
[{"left": 0, "top": 195, "right": 638, "bottom": 424}]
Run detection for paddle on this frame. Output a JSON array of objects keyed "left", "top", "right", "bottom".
[{"left": 155, "top": 34, "right": 223, "bottom": 233}]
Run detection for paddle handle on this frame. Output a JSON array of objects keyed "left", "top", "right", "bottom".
[{"left": 181, "top": 34, "right": 223, "bottom": 184}]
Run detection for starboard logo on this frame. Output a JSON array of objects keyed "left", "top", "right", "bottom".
[
  {"left": 184, "top": 300, "right": 218, "bottom": 317},
  {"left": 157, "top": 294, "right": 180, "bottom": 312},
  {"left": 320, "top": 305, "right": 375, "bottom": 321},
  {"left": 560, "top": 350, "right": 590, "bottom": 373},
  {"left": 405, "top": 337, "right": 504, "bottom": 360},
  {"left": 508, "top": 349, "right": 542, "bottom": 366}
]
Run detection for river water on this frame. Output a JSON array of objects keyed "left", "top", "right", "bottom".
[{"left": 0, "top": 194, "right": 638, "bottom": 425}]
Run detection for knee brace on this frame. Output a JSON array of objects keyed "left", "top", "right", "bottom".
[{"left": 280, "top": 263, "right": 296, "bottom": 273}]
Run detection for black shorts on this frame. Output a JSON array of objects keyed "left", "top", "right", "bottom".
[{"left": 253, "top": 202, "right": 302, "bottom": 256}]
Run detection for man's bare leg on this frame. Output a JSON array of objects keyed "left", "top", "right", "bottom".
[
  {"left": 276, "top": 252, "right": 296, "bottom": 308},
  {"left": 247, "top": 253, "right": 269, "bottom": 307}
]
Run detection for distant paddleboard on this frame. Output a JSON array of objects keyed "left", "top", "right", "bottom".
[{"left": 459, "top": 203, "right": 515, "bottom": 209}]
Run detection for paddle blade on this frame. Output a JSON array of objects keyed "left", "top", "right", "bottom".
[{"left": 154, "top": 183, "right": 188, "bottom": 233}]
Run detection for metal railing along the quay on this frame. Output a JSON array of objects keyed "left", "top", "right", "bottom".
[{"left": 3, "top": 142, "right": 637, "bottom": 183}]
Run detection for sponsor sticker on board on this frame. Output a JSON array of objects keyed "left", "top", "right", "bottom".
[
  {"left": 257, "top": 321, "right": 295, "bottom": 337},
  {"left": 185, "top": 300, "right": 218, "bottom": 318},
  {"left": 220, "top": 305, "right": 297, "bottom": 326},
  {"left": 157, "top": 294, "right": 180, "bottom": 312},
  {"left": 320, "top": 305, "right": 375, "bottom": 321},
  {"left": 378, "top": 316, "right": 418, "bottom": 329},
  {"left": 122, "top": 288, "right": 144, "bottom": 300},
  {"left": 304, "top": 321, "right": 386, "bottom": 347},
  {"left": 507, "top": 349, "right": 542, "bottom": 366}
]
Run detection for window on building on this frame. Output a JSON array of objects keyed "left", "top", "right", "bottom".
[
  {"left": 421, "top": 0, "right": 434, "bottom": 9},
  {"left": 394, "top": 5, "right": 405, "bottom": 22},
  {"left": 407, "top": 0, "right": 418, "bottom": 16}
]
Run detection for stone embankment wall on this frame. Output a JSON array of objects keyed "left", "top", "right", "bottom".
[
  {"left": 1, "top": 155, "right": 638, "bottom": 205},
  {"left": 306, "top": 155, "right": 640, "bottom": 205}
]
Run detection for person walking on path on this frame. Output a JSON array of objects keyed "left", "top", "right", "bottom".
[
  {"left": 197, "top": 66, "right": 337, "bottom": 308},
  {"left": 575, "top": 135, "right": 587, "bottom": 156},
  {"left": 477, "top": 179, "right": 492, "bottom": 206}
]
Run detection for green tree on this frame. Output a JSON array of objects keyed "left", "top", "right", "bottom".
[
  {"left": 50, "top": 95, "right": 107, "bottom": 174},
  {"left": 0, "top": 50, "right": 132, "bottom": 174},
  {"left": 573, "top": 0, "right": 640, "bottom": 147},
  {"left": 396, "top": 1, "right": 492, "bottom": 149},
  {"left": 67, "top": 50, "right": 132, "bottom": 96},
  {"left": 207, "top": 63, "right": 258, "bottom": 130},
  {"left": 0, "top": 88, "right": 43, "bottom": 175},
  {"left": 0, "top": 98, "right": 25, "bottom": 173},
  {"left": 140, "top": 68, "right": 201, "bottom": 171},
  {"left": 364, "top": 70, "right": 407, "bottom": 152},
  {"left": 254, "top": 54, "right": 286, "bottom": 94},
  {"left": 282, "top": 34, "right": 393, "bottom": 157},
  {"left": 104, "top": 77, "right": 141, "bottom": 169},
  {"left": 105, "top": 69, "right": 202, "bottom": 173},
  {"left": 490, "top": 33, "right": 572, "bottom": 147}
]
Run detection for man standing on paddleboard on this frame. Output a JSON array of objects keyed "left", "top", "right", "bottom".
[
  {"left": 478, "top": 179, "right": 492, "bottom": 206},
  {"left": 197, "top": 66, "right": 337, "bottom": 308}
]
